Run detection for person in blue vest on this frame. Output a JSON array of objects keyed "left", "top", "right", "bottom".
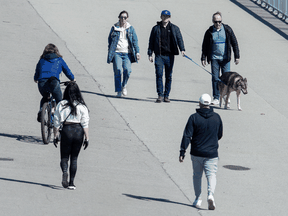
[
  {"left": 201, "top": 11, "right": 240, "bottom": 105},
  {"left": 107, "top": 10, "right": 140, "bottom": 97},
  {"left": 148, "top": 10, "right": 185, "bottom": 103},
  {"left": 34, "top": 43, "right": 75, "bottom": 122}
]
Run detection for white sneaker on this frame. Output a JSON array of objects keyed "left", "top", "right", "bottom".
[
  {"left": 192, "top": 198, "right": 202, "bottom": 208},
  {"left": 116, "top": 92, "right": 122, "bottom": 97},
  {"left": 211, "top": 99, "right": 219, "bottom": 105},
  {"left": 207, "top": 195, "right": 216, "bottom": 210},
  {"left": 122, "top": 87, "right": 127, "bottom": 96}
]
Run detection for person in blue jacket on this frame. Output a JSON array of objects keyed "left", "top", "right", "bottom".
[
  {"left": 107, "top": 10, "right": 140, "bottom": 97},
  {"left": 34, "top": 43, "right": 75, "bottom": 122}
]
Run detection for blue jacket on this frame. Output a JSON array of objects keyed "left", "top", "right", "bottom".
[
  {"left": 148, "top": 21, "right": 185, "bottom": 56},
  {"left": 180, "top": 107, "right": 223, "bottom": 158},
  {"left": 107, "top": 23, "right": 140, "bottom": 64},
  {"left": 34, "top": 53, "right": 74, "bottom": 81}
]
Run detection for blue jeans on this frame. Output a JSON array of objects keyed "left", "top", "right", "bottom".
[
  {"left": 191, "top": 155, "right": 218, "bottom": 198},
  {"left": 211, "top": 59, "right": 230, "bottom": 99},
  {"left": 38, "top": 78, "right": 62, "bottom": 108},
  {"left": 113, "top": 53, "right": 132, "bottom": 92},
  {"left": 154, "top": 55, "right": 175, "bottom": 97}
]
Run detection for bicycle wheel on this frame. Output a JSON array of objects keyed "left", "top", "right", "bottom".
[{"left": 41, "top": 102, "right": 52, "bottom": 144}]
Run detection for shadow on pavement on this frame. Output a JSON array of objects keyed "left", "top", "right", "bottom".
[
  {"left": 0, "top": 177, "right": 63, "bottom": 190},
  {"left": 123, "top": 193, "right": 193, "bottom": 208},
  {"left": 0, "top": 133, "right": 43, "bottom": 144}
]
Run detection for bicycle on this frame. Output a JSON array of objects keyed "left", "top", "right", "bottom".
[{"left": 41, "top": 81, "right": 75, "bottom": 144}]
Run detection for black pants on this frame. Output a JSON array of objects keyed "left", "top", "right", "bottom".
[{"left": 60, "top": 124, "right": 84, "bottom": 184}]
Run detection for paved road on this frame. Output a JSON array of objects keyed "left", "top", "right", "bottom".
[{"left": 1, "top": 0, "right": 288, "bottom": 215}]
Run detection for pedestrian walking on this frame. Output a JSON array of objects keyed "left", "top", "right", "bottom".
[
  {"left": 148, "top": 10, "right": 185, "bottom": 103},
  {"left": 201, "top": 11, "right": 240, "bottom": 105},
  {"left": 107, "top": 10, "right": 140, "bottom": 97},
  {"left": 179, "top": 93, "right": 223, "bottom": 210},
  {"left": 34, "top": 43, "right": 75, "bottom": 122},
  {"left": 53, "top": 82, "right": 89, "bottom": 190}
]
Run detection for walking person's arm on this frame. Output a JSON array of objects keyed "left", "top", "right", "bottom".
[{"left": 179, "top": 116, "right": 194, "bottom": 162}]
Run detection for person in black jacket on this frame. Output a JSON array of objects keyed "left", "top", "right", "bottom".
[
  {"left": 179, "top": 93, "right": 223, "bottom": 210},
  {"left": 148, "top": 10, "right": 185, "bottom": 103},
  {"left": 201, "top": 11, "right": 240, "bottom": 105}
]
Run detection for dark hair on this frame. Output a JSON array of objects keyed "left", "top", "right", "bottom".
[
  {"left": 40, "top": 43, "right": 63, "bottom": 59},
  {"left": 63, "top": 82, "right": 88, "bottom": 116},
  {"left": 118, "top": 10, "right": 129, "bottom": 18}
]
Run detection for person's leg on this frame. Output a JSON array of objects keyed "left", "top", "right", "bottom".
[
  {"left": 50, "top": 79, "right": 62, "bottom": 104},
  {"left": 69, "top": 124, "right": 84, "bottom": 189},
  {"left": 203, "top": 157, "right": 218, "bottom": 196},
  {"left": 38, "top": 80, "right": 49, "bottom": 108},
  {"left": 154, "top": 55, "right": 164, "bottom": 99},
  {"left": 220, "top": 59, "right": 231, "bottom": 75},
  {"left": 211, "top": 59, "right": 221, "bottom": 100},
  {"left": 122, "top": 53, "right": 132, "bottom": 89},
  {"left": 163, "top": 55, "right": 175, "bottom": 99},
  {"left": 112, "top": 53, "right": 123, "bottom": 93},
  {"left": 60, "top": 125, "right": 72, "bottom": 188},
  {"left": 191, "top": 155, "right": 204, "bottom": 199}
]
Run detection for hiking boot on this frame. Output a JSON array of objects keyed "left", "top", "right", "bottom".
[
  {"left": 122, "top": 87, "right": 127, "bottom": 96},
  {"left": 156, "top": 96, "right": 163, "bottom": 103},
  {"left": 164, "top": 97, "right": 170, "bottom": 103},
  {"left": 62, "top": 173, "right": 68, "bottom": 188},
  {"left": 207, "top": 195, "right": 216, "bottom": 210},
  {"left": 192, "top": 198, "right": 202, "bottom": 208}
]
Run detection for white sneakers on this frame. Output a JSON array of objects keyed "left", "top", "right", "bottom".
[
  {"left": 207, "top": 195, "right": 216, "bottom": 210},
  {"left": 211, "top": 98, "right": 219, "bottom": 105},
  {"left": 192, "top": 198, "right": 202, "bottom": 208},
  {"left": 122, "top": 87, "right": 127, "bottom": 96},
  {"left": 116, "top": 87, "right": 127, "bottom": 97}
]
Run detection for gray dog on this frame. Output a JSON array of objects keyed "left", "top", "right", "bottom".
[{"left": 218, "top": 72, "right": 248, "bottom": 111}]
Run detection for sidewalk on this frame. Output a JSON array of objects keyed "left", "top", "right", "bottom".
[{"left": 1, "top": 0, "right": 288, "bottom": 215}]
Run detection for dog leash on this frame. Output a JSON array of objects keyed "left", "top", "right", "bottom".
[{"left": 184, "top": 55, "right": 225, "bottom": 84}]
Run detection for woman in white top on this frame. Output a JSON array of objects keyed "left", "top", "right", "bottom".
[
  {"left": 53, "top": 82, "right": 89, "bottom": 190},
  {"left": 107, "top": 10, "right": 140, "bottom": 97}
]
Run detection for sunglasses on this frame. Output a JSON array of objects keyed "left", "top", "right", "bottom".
[
  {"left": 120, "top": 16, "right": 128, "bottom": 20},
  {"left": 214, "top": 20, "right": 222, "bottom": 24}
]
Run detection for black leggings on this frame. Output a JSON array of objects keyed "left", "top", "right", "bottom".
[{"left": 60, "top": 124, "right": 84, "bottom": 184}]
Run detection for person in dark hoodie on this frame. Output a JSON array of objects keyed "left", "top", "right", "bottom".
[
  {"left": 179, "top": 93, "right": 223, "bottom": 210},
  {"left": 148, "top": 10, "right": 185, "bottom": 103},
  {"left": 34, "top": 43, "right": 75, "bottom": 122}
]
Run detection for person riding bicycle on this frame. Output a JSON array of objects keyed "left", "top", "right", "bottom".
[{"left": 34, "top": 43, "right": 75, "bottom": 122}]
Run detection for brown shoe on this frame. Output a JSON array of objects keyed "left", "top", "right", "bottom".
[
  {"left": 156, "top": 96, "right": 163, "bottom": 103},
  {"left": 164, "top": 97, "right": 170, "bottom": 103}
]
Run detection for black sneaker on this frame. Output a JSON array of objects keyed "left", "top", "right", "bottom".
[
  {"left": 68, "top": 182, "right": 76, "bottom": 190},
  {"left": 62, "top": 173, "right": 68, "bottom": 188}
]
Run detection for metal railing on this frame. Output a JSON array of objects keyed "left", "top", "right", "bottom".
[{"left": 251, "top": 0, "right": 288, "bottom": 23}]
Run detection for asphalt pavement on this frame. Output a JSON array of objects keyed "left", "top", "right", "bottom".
[{"left": 1, "top": 0, "right": 288, "bottom": 215}]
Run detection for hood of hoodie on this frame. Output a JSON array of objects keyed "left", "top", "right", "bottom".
[
  {"left": 113, "top": 22, "right": 131, "bottom": 31},
  {"left": 43, "top": 53, "right": 59, "bottom": 62},
  {"left": 196, "top": 107, "right": 214, "bottom": 119}
]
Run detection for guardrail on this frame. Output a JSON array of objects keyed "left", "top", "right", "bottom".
[{"left": 251, "top": 0, "right": 288, "bottom": 24}]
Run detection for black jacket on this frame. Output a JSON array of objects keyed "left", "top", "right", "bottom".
[
  {"left": 201, "top": 24, "right": 240, "bottom": 63},
  {"left": 180, "top": 107, "right": 223, "bottom": 158},
  {"left": 148, "top": 21, "right": 185, "bottom": 56}
]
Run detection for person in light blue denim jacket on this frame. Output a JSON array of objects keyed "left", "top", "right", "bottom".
[{"left": 107, "top": 10, "right": 140, "bottom": 97}]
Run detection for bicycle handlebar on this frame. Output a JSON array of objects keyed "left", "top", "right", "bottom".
[{"left": 60, "top": 80, "right": 76, "bottom": 86}]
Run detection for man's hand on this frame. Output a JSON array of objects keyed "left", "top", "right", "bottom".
[
  {"left": 148, "top": 56, "right": 153, "bottom": 63},
  {"left": 179, "top": 156, "right": 184, "bottom": 163},
  {"left": 53, "top": 137, "right": 60, "bottom": 148},
  {"left": 235, "top": 59, "right": 240, "bottom": 65},
  {"left": 34, "top": 80, "right": 38, "bottom": 83},
  {"left": 201, "top": 60, "right": 207, "bottom": 67},
  {"left": 136, "top": 53, "right": 141, "bottom": 61},
  {"left": 181, "top": 51, "right": 186, "bottom": 57},
  {"left": 83, "top": 140, "right": 89, "bottom": 150}
]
